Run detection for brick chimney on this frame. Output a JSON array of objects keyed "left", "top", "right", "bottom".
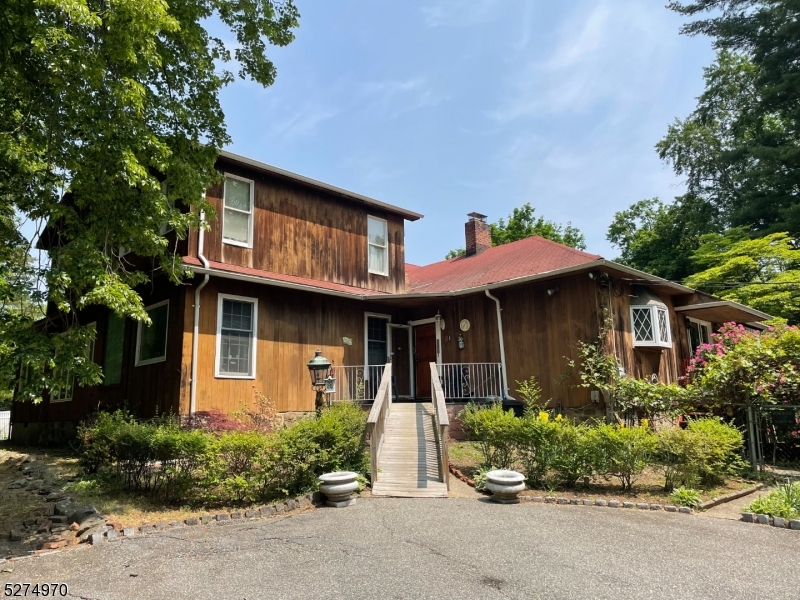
[{"left": 465, "top": 212, "right": 491, "bottom": 256}]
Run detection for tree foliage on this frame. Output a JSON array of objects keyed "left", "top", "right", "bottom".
[
  {"left": 446, "top": 203, "right": 586, "bottom": 258},
  {"left": 0, "top": 0, "right": 299, "bottom": 399},
  {"left": 686, "top": 229, "right": 800, "bottom": 321}
]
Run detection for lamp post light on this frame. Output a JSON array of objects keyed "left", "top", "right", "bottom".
[{"left": 307, "top": 349, "right": 335, "bottom": 412}]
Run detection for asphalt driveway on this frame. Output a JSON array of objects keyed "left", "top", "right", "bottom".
[{"left": 3, "top": 498, "right": 797, "bottom": 600}]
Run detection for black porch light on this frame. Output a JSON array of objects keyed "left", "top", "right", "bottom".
[{"left": 307, "top": 349, "right": 334, "bottom": 411}]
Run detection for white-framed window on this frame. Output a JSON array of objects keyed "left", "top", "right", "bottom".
[
  {"left": 136, "top": 300, "right": 169, "bottom": 366},
  {"left": 687, "top": 317, "right": 712, "bottom": 355},
  {"left": 367, "top": 216, "right": 388, "bottom": 276},
  {"left": 222, "top": 174, "right": 254, "bottom": 248},
  {"left": 215, "top": 294, "right": 258, "bottom": 379},
  {"left": 50, "top": 367, "right": 75, "bottom": 403},
  {"left": 631, "top": 305, "right": 672, "bottom": 348}
]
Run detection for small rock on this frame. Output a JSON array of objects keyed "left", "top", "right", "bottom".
[
  {"left": 595, "top": 499, "right": 607, "bottom": 507},
  {"left": 678, "top": 507, "right": 692, "bottom": 515},
  {"left": 636, "top": 503, "right": 649, "bottom": 510},
  {"left": 51, "top": 516, "right": 68, "bottom": 524},
  {"left": 608, "top": 500, "right": 620, "bottom": 508},
  {"left": 169, "top": 521, "right": 184, "bottom": 528},
  {"left": 215, "top": 513, "right": 230, "bottom": 522},
  {"left": 68, "top": 506, "right": 99, "bottom": 526},
  {"left": 310, "top": 491, "right": 324, "bottom": 505},
  {"left": 789, "top": 520, "right": 800, "bottom": 531},
  {"left": 569, "top": 498, "right": 580, "bottom": 505},
  {"left": 154, "top": 523, "right": 169, "bottom": 531},
  {"left": 106, "top": 521, "right": 122, "bottom": 531},
  {"left": 773, "top": 517, "right": 786, "bottom": 528},
  {"left": 274, "top": 503, "right": 285, "bottom": 514},
  {"left": 740, "top": 512, "right": 754, "bottom": 523},
  {"left": 244, "top": 509, "right": 257, "bottom": 519},
  {"left": 286, "top": 500, "right": 297, "bottom": 511},
  {"left": 297, "top": 496, "right": 311, "bottom": 508},
  {"left": 185, "top": 517, "right": 199, "bottom": 526},
  {"left": 23, "top": 519, "right": 35, "bottom": 528},
  {"left": 665, "top": 505, "right": 678, "bottom": 513},
  {"left": 79, "top": 524, "right": 108, "bottom": 543},
  {"left": 259, "top": 506, "right": 276, "bottom": 517},
  {"left": 106, "top": 530, "right": 118, "bottom": 541},
  {"left": 623, "top": 502, "right": 634, "bottom": 509},
  {"left": 139, "top": 525, "right": 156, "bottom": 534},
  {"left": 583, "top": 499, "right": 594, "bottom": 506},
  {"left": 756, "top": 514, "right": 770, "bottom": 524},
  {"left": 122, "top": 528, "right": 135, "bottom": 537},
  {"left": 45, "top": 493, "right": 64, "bottom": 502},
  {"left": 36, "top": 522, "right": 51, "bottom": 534},
  {"left": 69, "top": 523, "right": 79, "bottom": 532},
  {"left": 556, "top": 498, "right": 569, "bottom": 505},
  {"left": 9, "top": 530, "right": 23, "bottom": 542},
  {"left": 650, "top": 504, "right": 663, "bottom": 511},
  {"left": 230, "top": 512, "right": 242, "bottom": 520},
  {"left": 532, "top": 497, "right": 544, "bottom": 503},
  {"left": 40, "top": 540, "right": 67, "bottom": 550},
  {"left": 88, "top": 532, "right": 104, "bottom": 545},
  {"left": 200, "top": 515, "right": 214, "bottom": 525},
  {"left": 54, "top": 501, "right": 75, "bottom": 516}
]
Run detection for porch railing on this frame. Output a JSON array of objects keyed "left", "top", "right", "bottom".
[
  {"left": 329, "top": 365, "right": 386, "bottom": 403},
  {"left": 436, "top": 363, "right": 503, "bottom": 400},
  {"left": 366, "top": 364, "right": 393, "bottom": 486},
  {"left": 429, "top": 363, "right": 450, "bottom": 490}
]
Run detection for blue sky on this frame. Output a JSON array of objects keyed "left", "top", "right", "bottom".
[{"left": 215, "top": 0, "right": 714, "bottom": 266}]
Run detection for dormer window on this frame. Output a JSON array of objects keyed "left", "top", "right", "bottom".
[
  {"left": 368, "top": 216, "right": 388, "bottom": 276},
  {"left": 630, "top": 287, "right": 671, "bottom": 348},
  {"left": 223, "top": 174, "right": 254, "bottom": 248}
]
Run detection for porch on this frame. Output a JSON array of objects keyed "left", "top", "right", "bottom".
[{"left": 329, "top": 362, "right": 504, "bottom": 403}]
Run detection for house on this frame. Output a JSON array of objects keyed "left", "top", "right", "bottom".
[{"left": 10, "top": 150, "right": 771, "bottom": 444}]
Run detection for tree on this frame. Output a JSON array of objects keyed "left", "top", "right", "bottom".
[
  {"left": 446, "top": 203, "right": 586, "bottom": 258},
  {"left": 0, "top": 0, "right": 299, "bottom": 399},
  {"left": 685, "top": 229, "right": 800, "bottom": 321},
  {"left": 666, "top": 2, "right": 800, "bottom": 236},
  {"left": 606, "top": 197, "right": 718, "bottom": 281}
]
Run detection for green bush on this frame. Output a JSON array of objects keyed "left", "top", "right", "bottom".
[
  {"left": 589, "top": 424, "right": 657, "bottom": 492},
  {"left": 514, "top": 412, "right": 558, "bottom": 488},
  {"left": 459, "top": 402, "right": 519, "bottom": 469},
  {"left": 550, "top": 417, "right": 596, "bottom": 487},
  {"left": 76, "top": 403, "right": 367, "bottom": 505},
  {"left": 746, "top": 481, "right": 800, "bottom": 519},
  {"left": 656, "top": 418, "right": 745, "bottom": 490},
  {"left": 669, "top": 486, "right": 702, "bottom": 509}
]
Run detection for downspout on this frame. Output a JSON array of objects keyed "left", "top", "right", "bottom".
[
  {"left": 485, "top": 290, "right": 514, "bottom": 401},
  {"left": 190, "top": 201, "right": 209, "bottom": 415}
]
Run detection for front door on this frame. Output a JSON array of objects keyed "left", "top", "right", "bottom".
[
  {"left": 389, "top": 325, "right": 411, "bottom": 397},
  {"left": 414, "top": 323, "right": 436, "bottom": 398}
]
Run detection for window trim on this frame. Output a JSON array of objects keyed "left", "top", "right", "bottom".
[
  {"left": 50, "top": 367, "right": 74, "bottom": 403},
  {"left": 367, "top": 215, "right": 389, "bottom": 277},
  {"left": 215, "top": 293, "right": 259, "bottom": 380},
  {"left": 630, "top": 304, "right": 672, "bottom": 348},
  {"left": 222, "top": 173, "right": 255, "bottom": 249},
  {"left": 135, "top": 300, "right": 170, "bottom": 367},
  {"left": 687, "top": 317, "right": 712, "bottom": 353}
]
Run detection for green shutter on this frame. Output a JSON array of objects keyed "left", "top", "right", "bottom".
[{"left": 104, "top": 313, "right": 125, "bottom": 386}]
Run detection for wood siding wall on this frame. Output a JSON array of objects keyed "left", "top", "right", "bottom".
[
  {"left": 12, "top": 281, "right": 185, "bottom": 425},
  {"left": 201, "top": 161, "right": 406, "bottom": 293}
]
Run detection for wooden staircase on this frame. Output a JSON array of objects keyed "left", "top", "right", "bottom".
[{"left": 366, "top": 363, "right": 450, "bottom": 498}]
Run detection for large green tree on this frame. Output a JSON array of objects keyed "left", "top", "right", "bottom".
[
  {"left": 446, "top": 203, "right": 586, "bottom": 259},
  {"left": 1, "top": 0, "right": 298, "bottom": 400}
]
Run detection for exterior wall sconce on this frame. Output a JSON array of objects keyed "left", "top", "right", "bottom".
[
  {"left": 457, "top": 334, "right": 465, "bottom": 350},
  {"left": 547, "top": 287, "right": 559, "bottom": 296},
  {"left": 307, "top": 349, "right": 335, "bottom": 411}
]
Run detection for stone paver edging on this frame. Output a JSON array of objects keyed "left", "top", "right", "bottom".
[
  {"left": 740, "top": 512, "right": 800, "bottom": 531},
  {"left": 698, "top": 483, "right": 766, "bottom": 511}
]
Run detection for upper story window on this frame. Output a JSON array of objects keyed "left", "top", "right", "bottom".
[
  {"left": 216, "top": 294, "right": 258, "bottom": 379},
  {"left": 368, "top": 216, "right": 388, "bottom": 276},
  {"left": 136, "top": 300, "right": 169, "bottom": 366},
  {"left": 223, "top": 174, "right": 254, "bottom": 248}
]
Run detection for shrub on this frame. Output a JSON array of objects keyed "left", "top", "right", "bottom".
[
  {"left": 746, "top": 481, "right": 800, "bottom": 519},
  {"left": 669, "top": 486, "right": 702, "bottom": 509},
  {"left": 459, "top": 402, "right": 519, "bottom": 469},
  {"left": 589, "top": 423, "right": 657, "bottom": 492},
  {"left": 550, "top": 417, "right": 596, "bottom": 487},
  {"left": 514, "top": 412, "right": 558, "bottom": 488}
]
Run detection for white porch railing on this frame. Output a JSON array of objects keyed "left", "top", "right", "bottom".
[
  {"left": 437, "top": 363, "right": 503, "bottom": 400},
  {"left": 329, "top": 365, "right": 386, "bottom": 403}
]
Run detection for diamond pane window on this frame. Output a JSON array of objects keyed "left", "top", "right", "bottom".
[
  {"left": 630, "top": 303, "right": 672, "bottom": 348},
  {"left": 216, "top": 296, "right": 258, "bottom": 378}
]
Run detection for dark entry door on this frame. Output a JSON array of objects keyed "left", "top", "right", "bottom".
[{"left": 414, "top": 323, "right": 436, "bottom": 398}]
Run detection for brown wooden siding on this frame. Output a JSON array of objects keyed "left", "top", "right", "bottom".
[{"left": 201, "top": 161, "right": 406, "bottom": 294}]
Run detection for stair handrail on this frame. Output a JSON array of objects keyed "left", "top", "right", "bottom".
[
  {"left": 429, "top": 362, "right": 450, "bottom": 489},
  {"left": 366, "top": 363, "right": 393, "bottom": 486}
]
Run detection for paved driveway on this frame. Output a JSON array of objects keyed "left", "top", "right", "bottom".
[{"left": 3, "top": 498, "right": 797, "bottom": 600}]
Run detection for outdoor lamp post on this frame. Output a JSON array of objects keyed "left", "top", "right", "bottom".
[{"left": 307, "top": 349, "right": 334, "bottom": 411}]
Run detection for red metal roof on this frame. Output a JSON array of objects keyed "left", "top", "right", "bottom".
[
  {"left": 183, "top": 257, "right": 390, "bottom": 297},
  {"left": 406, "top": 236, "right": 602, "bottom": 293}
]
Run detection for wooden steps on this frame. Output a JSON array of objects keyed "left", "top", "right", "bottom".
[{"left": 371, "top": 402, "right": 448, "bottom": 498}]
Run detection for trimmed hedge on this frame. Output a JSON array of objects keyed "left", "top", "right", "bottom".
[
  {"left": 75, "top": 402, "right": 368, "bottom": 505},
  {"left": 460, "top": 402, "right": 744, "bottom": 492}
]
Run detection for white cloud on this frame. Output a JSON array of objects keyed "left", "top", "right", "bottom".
[
  {"left": 360, "top": 78, "right": 446, "bottom": 119},
  {"left": 421, "top": 0, "right": 502, "bottom": 28},
  {"left": 270, "top": 103, "right": 340, "bottom": 141}
]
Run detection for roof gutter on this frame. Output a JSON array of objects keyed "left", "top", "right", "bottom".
[
  {"left": 674, "top": 300, "right": 772, "bottom": 321},
  {"left": 190, "top": 202, "right": 210, "bottom": 415}
]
